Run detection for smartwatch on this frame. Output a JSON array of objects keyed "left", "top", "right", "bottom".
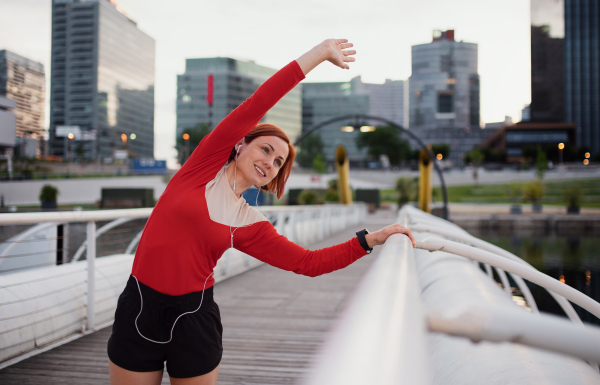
[{"left": 356, "top": 229, "right": 373, "bottom": 254}]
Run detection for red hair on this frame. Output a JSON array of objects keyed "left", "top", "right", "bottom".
[{"left": 228, "top": 123, "right": 296, "bottom": 199}]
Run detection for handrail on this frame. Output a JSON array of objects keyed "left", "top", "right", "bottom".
[
  {"left": 416, "top": 236, "right": 600, "bottom": 320},
  {"left": 409, "top": 222, "right": 583, "bottom": 324},
  {"left": 427, "top": 303, "right": 600, "bottom": 363},
  {"left": 0, "top": 208, "right": 153, "bottom": 225},
  {"left": 302, "top": 235, "right": 430, "bottom": 384}
]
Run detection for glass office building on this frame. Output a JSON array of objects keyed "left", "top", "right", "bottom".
[
  {"left": 408, "top": 30, "right": 480, "bottom": 132},
  {"left": 50, "top": 0, "right": 155, "bottom": 161},
  {"left": 0, "top": 50, "right": 46, "bottom": 151},
  {"left": 564, "top": 0, "right": 600, "bottom": 153},
  {"left": 176, "top": 58, "right": 301, "bottom": 144},
  {"left": 530, "top": 0, "right": 565, "bottom": 122},
  {"left": 302, "top": 77, "right": 405, "bottom": 165}
]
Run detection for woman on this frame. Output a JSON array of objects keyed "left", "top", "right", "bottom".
[{"left": 107, "top": 38, "right": 416, "bottom": 385}]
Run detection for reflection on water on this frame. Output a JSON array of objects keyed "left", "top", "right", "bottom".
[{"left": 474, "top": 230, "right": 600, "bottom": 325}]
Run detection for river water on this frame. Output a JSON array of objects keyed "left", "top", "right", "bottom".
[{"left": 474, "top": 231, "right": 600, "bottom": 325}]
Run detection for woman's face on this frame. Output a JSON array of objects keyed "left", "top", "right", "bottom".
[{"left": 237, "top": 135, "right": 289, "bottom": 187}]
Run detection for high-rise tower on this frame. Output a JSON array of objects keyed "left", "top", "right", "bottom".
[
  {"left": 50, "top": 0, "right": 155, "bottom": 161},
  {"left": 408, "top": 30, "right": 480, "bottom": 131},
  {"left": 564, "top": 0, "right": 600, "bottom": 153}
]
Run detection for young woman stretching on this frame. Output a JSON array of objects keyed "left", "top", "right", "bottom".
[{"left": 107, "top": 38, "right": 416, "bottom": 385}]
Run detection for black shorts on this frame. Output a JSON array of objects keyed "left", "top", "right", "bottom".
[{"left": 107, "top": 275, "right": 223, "bottom": 378}]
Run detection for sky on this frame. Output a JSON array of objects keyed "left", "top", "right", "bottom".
[{"left": 0, "top": 0, "right": 531, "bottom": 168}]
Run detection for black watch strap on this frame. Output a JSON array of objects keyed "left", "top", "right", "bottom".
[{"left": 356, "top": 229, "right": 373, "bottom": 254}]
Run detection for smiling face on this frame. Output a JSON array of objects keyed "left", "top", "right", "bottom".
[{"left": 236, "top": 135, "right": 290, "bottom": 187}]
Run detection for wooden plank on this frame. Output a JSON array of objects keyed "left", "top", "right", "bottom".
[{"left": 0, "top": 213, "right": 389, "bottom": 384}]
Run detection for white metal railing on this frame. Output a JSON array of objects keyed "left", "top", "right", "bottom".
[
  {"left": 0, "top": 203, "right": 366, "bottom": 367},
  {"left": 304, "top": 205, "right": 600, "bottom": 384}
]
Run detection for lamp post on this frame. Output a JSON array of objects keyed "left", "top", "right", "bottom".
[
  {"left": 558, "top": 142, "right": 564, "bottom": 166},
  {"left": 67, "top": 133, "right": 75, "bottom": 163},
  {"left": 183, "top": 133, "right": 190, "bottom": 163}
]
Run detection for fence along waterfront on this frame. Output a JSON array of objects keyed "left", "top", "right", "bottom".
[{"left": 0, "top": 204, "right": 367, "bottom": 367}]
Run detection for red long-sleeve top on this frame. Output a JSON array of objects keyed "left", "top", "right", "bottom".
[{"left": 132, "top": 60, "right": 367, "bottom": 295}]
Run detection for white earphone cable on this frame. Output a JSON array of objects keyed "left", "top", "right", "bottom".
[{"left": 133, "top": 272, "right": 214, "bottom": 344}]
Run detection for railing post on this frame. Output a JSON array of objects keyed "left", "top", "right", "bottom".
[
  {"left": 288, "top": 211, "right": 296, "bottom": 243},
  {"left": 86, "top": 220, "right": 96, "bottom": 331},
  {"left": 276, "top": 211, "right": 285, "bottom": 235}
]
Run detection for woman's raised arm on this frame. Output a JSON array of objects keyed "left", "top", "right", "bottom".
[
  {"left": 171, "top": 39, "right": 356, "bottom": 187},
  {"left": 296, "top": 39, "right": 357, "bottom": 75}
]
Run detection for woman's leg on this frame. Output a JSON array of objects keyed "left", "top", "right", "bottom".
[
  {"left": 109, "top": 358, "right": 164, "bottom": 385},
  {"left": 169, "top": 363, "right": 220, "bottom": 385}
]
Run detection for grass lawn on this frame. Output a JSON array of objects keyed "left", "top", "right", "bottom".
[{"left": 381, "top": 178, "right": 600, "bottom": 208}]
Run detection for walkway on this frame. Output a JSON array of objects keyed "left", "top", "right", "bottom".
[{"left": 0, "top": 211, "right": 395, "bottom": 384}]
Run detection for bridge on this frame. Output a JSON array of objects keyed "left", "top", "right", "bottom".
[{"left": 1, "top": 204, "right": 600, "bottom": 384}]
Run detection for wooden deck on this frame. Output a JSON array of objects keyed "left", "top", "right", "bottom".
[{"left": 0, "top": 211, "right": 396, "bottom": 384}]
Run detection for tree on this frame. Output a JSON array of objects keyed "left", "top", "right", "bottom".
[
  {"left": 430, "top": 144, "right": 450, "bottom": 159},
  {"left": 176, "top": 123, "right": 211, "bottom": 164},
  {"left": 296, "top": 133, "right": 325, "bottom": 168},
  {"left": 535, "top": 146, "right": 548, "bottom": 179},
  {"left": 356, "top": 126, "right": 411, "bottom": 165}
]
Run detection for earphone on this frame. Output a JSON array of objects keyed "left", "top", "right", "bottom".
[{"left": 132, "top": 272, "right": 214, "bottom": 344}]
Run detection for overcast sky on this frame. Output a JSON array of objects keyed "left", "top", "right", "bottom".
[{"left": 0, "top": 0, "right": 530, "bottom": 167}]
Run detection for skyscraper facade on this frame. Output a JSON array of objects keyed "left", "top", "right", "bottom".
[
  {"left": 530, "top": 0, "right": 565, "bottom": 122},
  {"left": 0, "top": 50, "right": 46, "bottom": 155},
  {"left": 564, "top": 0, "right": 600, "bottom": 153},
  {"left": 50, "top": 0, "right": 155, "bottom": 162},
  {"left": 408, "top": 30, "right": 480, "bottom": 131},
  {"left": 302, "top": 77, "right": 405, "bottom": 165},
  {"left": 176, "top": 58, "right": 301, "bottom": 144}
]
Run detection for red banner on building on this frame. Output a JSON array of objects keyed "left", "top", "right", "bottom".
[{"left": 206, "top": 74, "right": 214, "bottom": 106}]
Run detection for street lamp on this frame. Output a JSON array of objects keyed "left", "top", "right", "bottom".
[
  {"left": 558, "top": 142, "right": 564, "bottom": 165},
  {"left": 67, "top": 133, "right": 74, "bottom": 162},
  {"left": 183, "top": 133, "right": 190, "bottom": 162}
]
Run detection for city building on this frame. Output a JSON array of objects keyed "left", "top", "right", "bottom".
[
  {"left": 176, "top": 58, "right": 301, "bottom": 145},
  {"left": 484, "top": 116, "right": 513, "bottom": 130},
  {"left": 564, "top": 0, "right": 600, "bottom": 154},
  {"left": 302, "top": 77, "right": 405, "bottom": 165},
  {"left": 0, "top": 50, "right": 46, "bottom": 157},
  {"left": 408, "top": 30, "right": 480, "bottom": 132},
  {"left": 530, "top": 0, "right": 565, "bottom": 122},
  {"left": 0, "top": 96, "right": 17, "bottom": 154},
  {"left": 352, "top": 77, "right": 405, "bottom": 126},
  {"left": 481, "top": 122, "right": 576, "bottom": 162},
  {"left": 49, "top": 0, "right": 155, "bottom": 162},
  {"left": 521, "top": 104, "right": 531, "bottom": 122},
  {"left": 417, "top": 126, "right": 496, "bottom": 166}
]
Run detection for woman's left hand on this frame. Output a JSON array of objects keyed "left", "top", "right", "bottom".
[{"left": 365, "top": 224, "right": 417, "bottom": 249}]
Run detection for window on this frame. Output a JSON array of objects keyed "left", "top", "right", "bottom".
[{"left": 437, "top": 93, "right": 453, "bottom": 113}]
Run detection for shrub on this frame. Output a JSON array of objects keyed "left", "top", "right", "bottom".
[
  {"left": 395, "top": 177, "right": 415, "bottom": 206},
  {"left": 505, "top": 183, "right": 524, "bottom": 204},
  {"left": 39, "top": 184, "right": 59, "bottom": 203},
  {"left": 297, "top": 189, "right": 321, "bottom": 205},
  {"left": 563, "top": 185, "right": 583, "bottom": 207},
  {"left": 523, "top": 180, "right": 545, "bottom": 204}
]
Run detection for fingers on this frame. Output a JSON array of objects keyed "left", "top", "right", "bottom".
[
  {"left": 342, "top": 49, "right": 357, "bottom": 56},
  {"left": 335, "top": 38, "right": 349, "bottom": 44},
  {"left": 339, "top": 42, "right": 353, "bottom": 49},
  {"left": 386, "top": 224, "right": 417, "bottom": 248},
  {"left": 343, "top": 57, "right": 356, "bottom": 63}
]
